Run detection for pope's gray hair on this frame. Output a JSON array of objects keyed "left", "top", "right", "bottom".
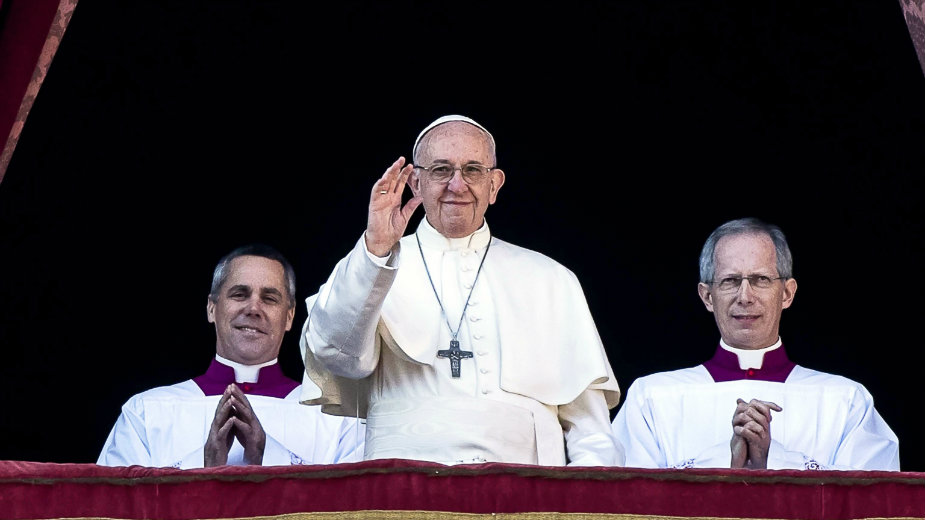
[{"left": 698, "top": 217, "right": 793, "bottom": 283}]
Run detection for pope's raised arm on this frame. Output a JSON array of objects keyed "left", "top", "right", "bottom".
[
  {"left": 365, "top": 157, "right": 422, "bottom": 257},
  {"left": 303, "top": 233, "right": 398, "bottom": 380}
]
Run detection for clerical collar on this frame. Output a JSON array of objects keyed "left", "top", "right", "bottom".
[
  {"left": 215, "top": 354, "right": 276, "bottom": 383},
  {"left": 192, "top": 357, "right": 299, "bottom": 398},
  {"left": 703, "top": 339, "right": 795, "bottom": 383},
  {"left": 417, "top": 217, "right": 491, "bottom": 251},
  {"left": 719, "top": 338, "right": 782, "bottom": 370}
]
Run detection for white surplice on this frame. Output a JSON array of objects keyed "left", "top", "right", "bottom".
[
  {"left": 97, "top": 379, "right": 365, "bottom": 469},
  {"left": 612, "top": 359, "right": 900, "bottom": 470},
  {"left": 300, "top": 219, "right": 622, "bottom": 466}
]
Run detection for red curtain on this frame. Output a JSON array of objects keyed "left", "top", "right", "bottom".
[
  {"left": 2, "top": 459, "right": 925, "bottom": 520},
  {"left": 0, "top": 0, "right": 77, "bottom": 183}
]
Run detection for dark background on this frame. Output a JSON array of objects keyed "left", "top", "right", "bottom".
[{"left": 1, "top": 1, "right": 923, "bottom": 470}]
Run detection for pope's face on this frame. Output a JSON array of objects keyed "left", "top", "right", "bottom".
[
  {"left": 207, "top": 255, "right": 294, "bottom": 364},
  {"left": 410, "top": 122, "right": 505, "bottom": 238},
  {"left": 697, "top": 233, "right": 797, "bottom": 350}
]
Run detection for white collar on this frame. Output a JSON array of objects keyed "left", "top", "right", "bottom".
[
  {"left": 215, "top": 354, "right": 277, "bottom": 383},
  {"left": 719, "top": 337, "right": 783, "bottom": 370},
  {"left": 416, "top": 217, "right": 491, "bottom": 251}
]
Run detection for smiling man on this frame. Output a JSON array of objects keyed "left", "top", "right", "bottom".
[
  {"left": 299, "top": 115, "right": 622, "bottom": 466},
  {"left": 98, "top": 244, "right": 364, "bottom": 469},
  {"left": 612, "top": 218, "right": 899, "bottom": 470}
]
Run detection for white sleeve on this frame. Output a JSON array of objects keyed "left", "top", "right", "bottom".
[
  {"left": 97, "top": 395, "right": 204, "bottom": 469},
  {"left": 768, "top": 386, "right": 900, "bottom": 471},
  {"left": 830, "top": 388, "right": 900, "bottom": 470},
  {"left": 765, "top": 439, "right": 816, "bottom": 469},
  {"left": 259, "top": 434, "right": 301, "bottom": 466},
  {"left": 560, "top": 388, "right": 624, "bottom": 466},
  {"left": 611, "top": 380, "right": 668, "bottom": 468},
  {"left": 305, "top": 234, "right": 399, "bottom": 379},
  {"left": 286, "top": 402, "right": 366, "bottom": 465},
  {"left": 96, "top": 396, "right": 153, "bottom": 467},
  {"left": 332, "top": 416, "right": 367, "bottom": 463}
]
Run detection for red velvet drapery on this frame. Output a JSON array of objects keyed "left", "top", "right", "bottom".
[{"left": 1, "top": 459, "right": 924, "bottom": 519}]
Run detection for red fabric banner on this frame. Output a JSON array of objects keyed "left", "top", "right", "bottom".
[{"left": 1, "top": 459, "right": 924, "bottom": 519}]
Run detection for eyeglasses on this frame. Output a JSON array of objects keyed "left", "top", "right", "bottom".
[
  {"left": 413, "top": 163, "right": 495, "bottom": 184},
  {"left": 710, "top": 275, "right": 785, "bottom": 292}
]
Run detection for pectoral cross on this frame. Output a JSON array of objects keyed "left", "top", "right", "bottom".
[{"left": 437, "top": 339, "right": 473, "bottom": 378}]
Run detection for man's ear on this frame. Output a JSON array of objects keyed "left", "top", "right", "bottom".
[
  {"left": 781, "top": 277, "right": 798, "bottom": 309},
  {"left": 697, "top": 283, "right": 715, "bottom": 312},
  {"left": 206, "top": 297, "right": 216, "bottom": 323},
  {"left": 488, "top": 169, "right": 505, "bottom": 204},
  {"left": 408, "top": 169, "right": 422, "bottom": 196},
  {"left": 285, "top": 305, "right": 295, "bottom": 331}
]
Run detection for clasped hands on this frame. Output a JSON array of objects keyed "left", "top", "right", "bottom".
[
  {"left": 730, "top": 398, "right": 782, "bottom": 469},
  {"left": 204, "top": 383, "right": 266, "bottom": 467}
]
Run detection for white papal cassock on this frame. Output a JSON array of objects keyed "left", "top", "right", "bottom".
[
  {"left": 612, "top": 342, "right": 899, "bottom": 470},
  {"left": 299, "top": 219, "right": 622, "bottom": 466},
  {"left": 98, "top": 358, "right": 365, "bottom": 469}
]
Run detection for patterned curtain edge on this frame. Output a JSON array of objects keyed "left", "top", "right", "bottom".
[
  {"left": 0, "top": 0, "right": 78, "bottom": 185},
  {"left": 33, "top": 513, "right": 925, "bottom": 520},
  {"left": 899, "top": 0, "right": 925, "bottom": 77}
]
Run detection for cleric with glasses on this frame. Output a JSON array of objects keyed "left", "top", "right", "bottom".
[
  {"left": 612, "top": 217, "right": 899, "bottom": 471},
  {"left": 710, "top": 274, "right": 785, "bottom": 292}
]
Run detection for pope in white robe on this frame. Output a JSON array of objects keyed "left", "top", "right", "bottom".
[
  {"left": 98, "top": 356, "right": 365, "bottom": 469},
  {"left": 299, "top": 115, "right": 622, "bottom": 467}
]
